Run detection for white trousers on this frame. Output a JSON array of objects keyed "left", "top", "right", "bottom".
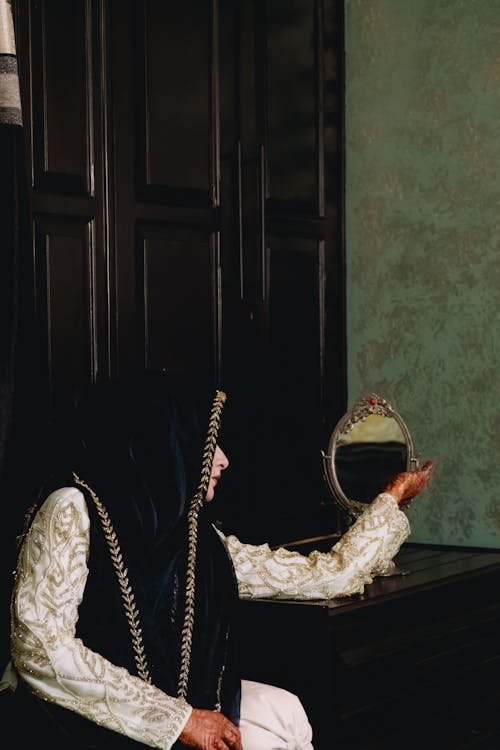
[{"left": 239, "top": 679, "right": 314, "bottom": 750}]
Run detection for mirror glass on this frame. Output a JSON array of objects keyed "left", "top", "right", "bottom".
[{"left": 322, "top": 394, "right": 418, "bottom": 520}]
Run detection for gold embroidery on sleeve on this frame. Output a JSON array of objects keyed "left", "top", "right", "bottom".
[{"left": 11, "top": 491, "right": 191, "bottom": 746}]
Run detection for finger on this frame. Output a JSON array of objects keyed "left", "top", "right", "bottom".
[
  {"left": 222, "top": 726, "right": 241, "bottom": 749},
  {"left": 221, "top": 737, "right": 240, "bottom": 750},
  {"left": 421, "top": 460, "right": 434, "bottom": 472},
  {"left": 215, "top": 737, "right": 238, "bottom": 750}
]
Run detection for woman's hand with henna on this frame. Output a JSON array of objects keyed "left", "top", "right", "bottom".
[
  {"left": 179, "top": 708, "right": 242, "bottom": 750},
  {"left": 383, "top": 460, "right": 434, "bottom": 510}
]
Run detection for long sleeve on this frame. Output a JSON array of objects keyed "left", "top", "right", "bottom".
[
  {"left": 9, "top": 487, "right": 191, "bottom": 749},
  {"left": 218, "top": 493, "right": 410, "bottom": 600}
]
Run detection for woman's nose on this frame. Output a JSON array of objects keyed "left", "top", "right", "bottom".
[{"left": 217, "top": 446, "right": 229, "bottom": 469}]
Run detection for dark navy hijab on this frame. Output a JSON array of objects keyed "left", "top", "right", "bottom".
[{"left": 23, "top": 372, "right": 241, "bottom": 747}]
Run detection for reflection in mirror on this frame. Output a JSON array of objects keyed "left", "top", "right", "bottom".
[
  {"left": 335, "top": 413, "right": 407, "bottom": 503},
  {"left": 322, "top": 394, "right": 418, "bottom": 521}
]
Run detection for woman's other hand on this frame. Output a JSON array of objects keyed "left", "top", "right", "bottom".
[
  {"left": 179, "top": 708, "right": 242, "bottom": 749},
  {"left": 383, "top": 459, "right": 434, "bottom": 510}
]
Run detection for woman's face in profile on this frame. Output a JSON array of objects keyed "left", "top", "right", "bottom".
[{"left": 206, "top": 445, "right": 229, "bottom": 502}]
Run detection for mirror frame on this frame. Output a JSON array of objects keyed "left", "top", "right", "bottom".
[{"left": 322, "top": 393, "right": 419, "bottom": 520}]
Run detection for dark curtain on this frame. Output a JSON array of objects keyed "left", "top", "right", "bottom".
[
  {"left": 0, "top": 0, "right": 23, "bottom": 479},
  {"left": 0, "top": 0, "right": 31, "bottom": 666}
]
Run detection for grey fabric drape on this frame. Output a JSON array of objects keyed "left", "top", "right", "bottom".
[{"left": 0, "top": 0, "right": 21, "bottom": 125}]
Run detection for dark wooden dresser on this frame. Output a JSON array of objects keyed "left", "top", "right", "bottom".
[{"left": 238, "top": 543, "right": 500, "bottom": 750}]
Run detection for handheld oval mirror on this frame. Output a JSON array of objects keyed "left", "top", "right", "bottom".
[{"left": 322, "top": 393, "right": 419, "bottom": 521}]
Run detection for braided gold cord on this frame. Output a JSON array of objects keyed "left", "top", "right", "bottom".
[
  {"left": 72, "top": 472, "right": 152, "bottom": 684},
  {"left": 177, "top": 389, "right": 226, "bottom": 700}
]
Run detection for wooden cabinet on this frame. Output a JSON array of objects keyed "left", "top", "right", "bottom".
[
  {"left": 238, "top": 544, "right": 500, "bottom": 749},
  {"left": 14, "top": 0, "right": 345, "bottom": 543}
]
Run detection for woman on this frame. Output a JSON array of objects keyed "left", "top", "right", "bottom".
[{"left": 3, "top": 372, "right": 433, "bottom": 749}]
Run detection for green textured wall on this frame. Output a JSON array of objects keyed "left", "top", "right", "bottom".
[{"left": 345, "top": 0, "right": 500, "bottom": 547}]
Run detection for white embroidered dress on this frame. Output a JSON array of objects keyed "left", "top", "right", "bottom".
[{"left": 5, "top": 487, "right": 409, "bottom": 749}]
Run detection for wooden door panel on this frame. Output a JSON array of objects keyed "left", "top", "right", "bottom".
[
  {"left": 31, "top": 0, "right": 93, "bottom": 195},
  {"left": 137, "top": 225, "right": 219, "bottom": 380},
  {"left": 33, "top": 216, "right": 95, "bottom": 409},
  {"left": 264, "top": 0, "right": 322, "bottom": 213},
  {"left": 110, "top": 0, "right": 222, "bottom": 374},
  {"left": 262, "top": 236, "right": 326, "bottom": 533},
  {"left": 17, "top": 0, "right": 108, "bottom": 412},
  {"left": 134, "top": 0, "right": 216, "bottom": 206},
  {"left": 268, "top": 237, "right": 322, "bottom": 381}
]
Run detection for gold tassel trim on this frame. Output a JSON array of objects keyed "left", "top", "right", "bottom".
[
  {"left": 72, "top": 472, "right": 152, "bottom": 684},
  {"left": 177, "top": 389, "right": 226, "bottom": 700}
]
